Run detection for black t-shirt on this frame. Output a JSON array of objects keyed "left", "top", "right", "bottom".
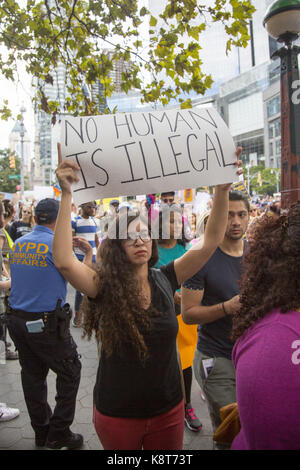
[
  {"left": 182, "top": 246, "right": 245, "bottom": 359},
  {"left": 9, "top": 221, "right": 32, "bottom": 241},
  {"left": 93, "top": 261, "right": 183, "bottom": 418}
]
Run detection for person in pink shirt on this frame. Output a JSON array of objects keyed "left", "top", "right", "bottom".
[{"left": 231, "top": 201, "right": 300, "bottom": 450}]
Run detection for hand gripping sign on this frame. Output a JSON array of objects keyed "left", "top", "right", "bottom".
[{"left": 60, "top": 107, "right": 238, "bottom": 205}]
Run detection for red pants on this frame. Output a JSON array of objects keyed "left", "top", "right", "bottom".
[{"left": 93, "top": 400, "right": 184, "bottom": 450}]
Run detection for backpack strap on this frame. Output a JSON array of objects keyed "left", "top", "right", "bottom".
[{"left": 150, "top": 267, "right": 175, "bottom": 309}]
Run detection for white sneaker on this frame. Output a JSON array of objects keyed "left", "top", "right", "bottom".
[
  {"left": 0, "top": 403, "right": 20, "bottom": 422},
  {"left": 72, "top": 315, "right": 82, "bottom": 328}
]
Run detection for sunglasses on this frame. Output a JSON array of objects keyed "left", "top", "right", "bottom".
[
  {"left": 23, "top": 210, "right": 32, "bottom": 214},
  {"left": 124, "top": 230, "right": 151, "bottom": 246},
  {"left": 162, "top": 198, "right": 174, "bottom": 204}
]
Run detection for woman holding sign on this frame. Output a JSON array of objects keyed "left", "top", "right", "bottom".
[{"left": 53, "top": 144, "right": 242, "bottom": 450}]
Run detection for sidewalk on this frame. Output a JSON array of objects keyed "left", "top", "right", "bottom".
[{"left": 0, "top": 286, "right": 213, "bottom": 450}]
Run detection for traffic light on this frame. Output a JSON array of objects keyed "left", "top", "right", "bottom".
[{"left": 9, "top": 155, "right": 15, "bottom": 169}]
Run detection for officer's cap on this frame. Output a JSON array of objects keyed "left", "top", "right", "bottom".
[
  {"left": 35, "top": 198, "right": 60, "bottom": 224},
  {"left": 109, "top": 199, "right": 120, "bottom": 206}
]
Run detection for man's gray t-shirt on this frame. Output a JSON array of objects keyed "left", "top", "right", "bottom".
[{"left": 182, "top": 246, "right": 245, "bottom": 359}]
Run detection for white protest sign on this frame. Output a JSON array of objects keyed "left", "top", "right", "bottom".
[{"left": 60, "top": 107, "right": 238, "bottom": 205}]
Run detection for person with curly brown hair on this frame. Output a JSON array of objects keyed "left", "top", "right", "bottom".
[
  {"left": 181, "top": 190, "right": 250, "bottom": 449},
  {"left": 231, "top": 202, "right": 300, "bottom": 450},
  {"left": 53, "top": 144, "right": 242, "bottom": 450}
]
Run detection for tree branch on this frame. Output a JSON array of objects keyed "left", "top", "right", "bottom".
[
  {"left": 72, "top": 13, "right": 151, "bottom": 66},
  {"left": 65, "top": 0, "right": 78, "bottom": 49}
]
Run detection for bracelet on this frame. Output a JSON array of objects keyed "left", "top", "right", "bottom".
[{"left": 222, "top": 302, "right": 229, "bottom": 316}]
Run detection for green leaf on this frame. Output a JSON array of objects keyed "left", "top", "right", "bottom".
[
  {"left": 139, "top": 6, "right": 148, "bottom": 16},
  {"left": 180, "top": 99, "right": 192, "bottom": 109},
  {"left": 149, "top": 15, "right": 157, "bottom": 27}
]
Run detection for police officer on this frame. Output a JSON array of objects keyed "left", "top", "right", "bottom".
[{"left": 7, "top": 198, "right": 83, "bottom": 450}]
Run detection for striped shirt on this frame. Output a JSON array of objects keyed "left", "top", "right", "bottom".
[{"left": 72, "top": 216, "right": 101, "bottom": 262}]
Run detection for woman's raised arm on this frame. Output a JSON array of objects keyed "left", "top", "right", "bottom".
[
  {"left": 174, "top": 147, "right": 243, "bottom": 285},
  {"left": 52, "top": 144, "right": 99, "bottom": 298}
]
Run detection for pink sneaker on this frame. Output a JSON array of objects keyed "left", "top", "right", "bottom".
[{"left": 184, "top": 405, "right": 202, "bottom": 432}]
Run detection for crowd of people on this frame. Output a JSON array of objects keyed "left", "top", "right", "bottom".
[{"left": 0, "top": 146, "right": 299, "bottom": 451}]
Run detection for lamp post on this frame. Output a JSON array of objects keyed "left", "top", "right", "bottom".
[
  {"left": 271, "top": 168, "right": 281, "bottom": 192},
  {"left": 263, "top": 0, "right": 300, "bottom": 210},
  {"left": 19, "top": 105, "right": 26, "bottom": 198},
  {"left": 246, "top": 163, "right": 251, "bottom": 194}
]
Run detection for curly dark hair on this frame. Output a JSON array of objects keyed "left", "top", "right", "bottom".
[
  {"left": 81, "top": 212, "right": 160, "bottom": 363},
  {"left": 232, "top": 201, "right": 300, "bottom": 341}
]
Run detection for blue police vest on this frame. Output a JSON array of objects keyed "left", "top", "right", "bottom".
[{"left": 9, "top": 225, "right": 67, "bottom": 312}]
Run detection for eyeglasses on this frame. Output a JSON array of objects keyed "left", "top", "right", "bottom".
[
  {"left": 162, "top": 198, "right": 174, "bottom": 204},
  {"left": 124, "top": 230, "right": 151, "bottom": 246},
  {"left": 86, "top": 205, "right": 96, "bottom": 209}
]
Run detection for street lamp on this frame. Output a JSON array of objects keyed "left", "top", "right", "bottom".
[
  {"left": 263, "top": 0, "right": 300, "bottom": 209},
  {"left": 19, "top": 105, "right": 26, "bottom": 198},
  {"left": 246, "top": 163, "right": 251, "bottom": 194},
  {"left": 271, "top": 168, "right": 281, "bottom": 193}
]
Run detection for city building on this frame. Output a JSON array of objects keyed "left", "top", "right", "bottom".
[
  {"left": 90, "top": 49, "right": 133, "bottom": 112},
  {"left": 217, "top": 59, "right": 280, "bottom": 168},
  {"left": 90, "top": 81, "right": 108, "bottom": 113},
  {"left": 263, "top": 81, "right": 281, "bottom": 169},
  {"left": 106, "top": 49, "right": 133, "bottom": 94},
  {"left": 33, "top": 63, "right": 67, "bottom": 186}
]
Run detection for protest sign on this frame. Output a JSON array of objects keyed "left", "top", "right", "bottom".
[
  {"left": 60, "top": 107, "right": 238, "bottom": 205},
  {"left": 184, "top": 188, "right": 194, "bottom": 203},
  {"left": 230, "top": 181, "right": 250, "bottom": 199}
]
